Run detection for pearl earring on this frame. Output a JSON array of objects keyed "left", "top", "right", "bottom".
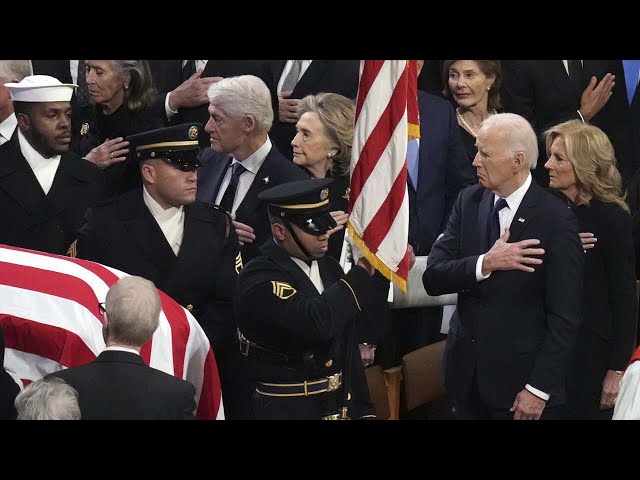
[
  {"left": 124, "top": 84, "right": 129, "bottom": 90},
  {"left": 327, "top": 153, "right": 333, "bottom": 158}
]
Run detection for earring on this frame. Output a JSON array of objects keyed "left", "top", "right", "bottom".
[
  {"left": 124, "top": 84, "right": 129, "bottom": 90},
  {"left": 327, "top": 153, "right": 333, "bottom": 158},
  {"left": 487, "top": 86, "right": 491, "bottom": 91}
]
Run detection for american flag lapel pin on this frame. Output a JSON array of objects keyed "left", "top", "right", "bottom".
[
  {"left": 518, "top": 217, "right": 525, "bottom": 223},
  {"left": 263, "top": 176, "right": 270, "bottom": 184}
]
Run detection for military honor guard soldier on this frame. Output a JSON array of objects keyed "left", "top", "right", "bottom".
[
  {"left": 235, "top": 178, "right": 390, "bottom": 420},
  {"left": 74, "top": 122, "right": 253, "bottom": 419}
]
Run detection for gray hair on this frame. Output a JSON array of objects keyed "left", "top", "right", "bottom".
[
  {"left": 15, "top": 377, "right": 80, "bottom": 420},
  {"left": 480, "top": 112, "right": 538, "bottom": 170},
  {"left": 104, "top": 276, "right": 161, "bottom": 346},
  {"left": 207, "top": 75, "right": 273, "bottom": 135},
  {"left": 106, "top": 60, "right": 156, "bottom": 111},
  {"left": 0, "top": 60, "right": 33, "bottom": 83}
]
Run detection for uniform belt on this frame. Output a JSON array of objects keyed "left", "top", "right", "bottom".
[
  {"left": 256, "top": 372, "right": 342, "bottom": 397},
  {"left": 238, "top": 330, "right": 302, "bottom": 368}
]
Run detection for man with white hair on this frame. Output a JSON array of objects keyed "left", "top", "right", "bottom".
[
  {"left": 0, "top": 75, "right": 106, "bottom": 255},
  {"left": 423, "top": 113, "right": 584, "bottom": 420},
  {"left": 0, "top": 60, "right": 32, "bottom": 145},
  {"left": 14, "top": 377, "right": 80, "bottom": 420},
  {"left": 45, "top": 276, "right": 196, "bottom": 420},
  {"left": 196, "top": 75, "right": 308, "bottom": 262}
]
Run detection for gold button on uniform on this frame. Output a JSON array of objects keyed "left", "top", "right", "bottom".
[{"left": 186, "top": 304, "right": 193, "bottom": 312}]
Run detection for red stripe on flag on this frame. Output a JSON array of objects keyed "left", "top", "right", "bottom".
[
  {"left": 354, "top": 60, "right": 385, "bottom": 122},
  {"left": 0, "top": 261, "right": 104, "bottom": 323},
  {"left": 350, "top": 67, "right": 409, "bottom": 211},
  {"left": 196, "top": 347, "right": 222, "bottom": 420},
  {"left": 1, "top": 314, "right": 96, "bottom": 367},
  {"left": 361, "top": 163, "right": 408, "bottom": 250}
]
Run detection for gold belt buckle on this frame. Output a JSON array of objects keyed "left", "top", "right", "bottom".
[{"left": 326, "top": 372, "right": 341, "bottom": 392}]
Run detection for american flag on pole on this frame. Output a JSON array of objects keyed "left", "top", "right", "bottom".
[
  {"left": 0, "top": 244, "right": 223, "bottom": 420},
  {"left": 347, "top": 60, "right": 420, "bottom": 292}
]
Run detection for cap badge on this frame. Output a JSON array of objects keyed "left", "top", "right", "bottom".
[
  {"left": 320, "top": 188, "right": 329, "bottom": 201},
  {"left": 80, "top": 123, "right": 89, "bottom": 136},
  {"left": 188, "top": 126, "right": 198, "bottom": 140}
]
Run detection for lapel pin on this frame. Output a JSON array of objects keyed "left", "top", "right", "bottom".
[
  {"left": 518, "top": 217, "right": 525, "bottom": 223},
  {"left": 263, "top": 176, "right": 270, "bottom": 184}
]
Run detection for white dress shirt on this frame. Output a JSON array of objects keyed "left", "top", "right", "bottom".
[
  {"left": 18, "top": 129, "right": 60, "bottom": 195},
  {"left": 0, "top": 113, "right": 17, "bottom": 145},
  {"left": 143, "top": 186, "right": 185, "bottom": 256},
  {"left": 277, "top": 60, "right": 313, "bottom": 94},
  {"left": 291, "top": 257, "right": 324, "bottom": 294},
  {"left": 103, "top": 345, "right": 140, "bottom": 355},
  {"left": 215, "top": 137, "right": 272, "bottom": 215}
]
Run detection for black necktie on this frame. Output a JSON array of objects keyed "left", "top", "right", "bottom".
[
  {"left": 487, "top": 198, "right": 508, "bottom": 248},
  {"left": 567, "top": 60, "right": 585, "bottom": 92},
  {"left": 75, "top": 60, "right": 92, "bottom": 107},
  {"left": 181, "top": 60, "right": 196, "bottom": 83},
  {"left": 219, "top": 162, "right": 247, "bottom": 213}
]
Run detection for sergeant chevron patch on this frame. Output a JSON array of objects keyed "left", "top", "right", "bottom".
[
  {"left": 271, "top": 281, "right": 297, "bottom": 300},
  {"left": 235, "top": 252, "right": 243, "bottom": 274}
]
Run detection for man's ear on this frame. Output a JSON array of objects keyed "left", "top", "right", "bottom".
[
  {"left": 272, "top": 221, "right": 287, "bottom": 241},
  {"left": 513, "top": 151, "right": 525, "bottom": 171},
  {"left": 242, "top": 114, "right": 256, "bottom": 134},
  {"left": 16, "top": 112, "right": 30, "bottom": 132},
  {"left": 140, "top": 162, "right": 156, "bottom": 183}
]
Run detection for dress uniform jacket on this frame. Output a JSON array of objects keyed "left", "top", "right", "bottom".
[
  {"left": 236, "top": 239, "right": 389, "bottom": 419},
  {"left": 46, "top": 350, "right": 196, "bottom": 420},
  {"left": 0, "top": 132, "right": 107, "bottom": 255},
  {"left": 74, "top": 187, "right": 251, "bottom": 419},
  {"left": 75, "top": 188, "right": 239, "bottom": 345}
]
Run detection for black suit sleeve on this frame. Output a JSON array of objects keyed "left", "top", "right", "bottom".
[
  {"left": 423, "top": 190, "right": 481, "bottom": 295},
  {"left": 529, "top": 208, "right": 583, "bottom": 394}
]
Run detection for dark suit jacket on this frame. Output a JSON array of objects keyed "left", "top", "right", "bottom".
[
  {"left": 46, "top": 350, "right": 195, "bottom": 420},
  {"left": 409, "top": 91, "right": 475, "bottom": 256},
  {"left": 501, "top": 60, "right": 635, "bottom": 187},
  {"left": 149, "top": 60, "right": 269, "bottom": 131},
  {"left": 263, "top": 60, "right": 360, "bottom": 160},
  {"left": 236, "top": 239, "right": 389, "bottom": 419},
  {"left": 423, "top": 181, "right": 584, "bottom": 408},
  {"left": 196, "top": 143, "right": 308, "bottom": 262},
  {"left": 0, "top": 327, "right": 19, "bottom": 420},
  {"left": 0, "top": 132, "right": 107, "bottom": 255}
]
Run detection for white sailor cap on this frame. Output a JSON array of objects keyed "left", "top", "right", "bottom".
[{"left": 5, "top": 75, "right": 77, "bottom": 102}]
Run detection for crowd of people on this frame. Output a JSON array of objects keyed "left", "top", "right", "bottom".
[{"left": 1, "top": 59, "right": 640, "bottom": 420}]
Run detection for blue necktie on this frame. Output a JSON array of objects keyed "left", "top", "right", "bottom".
[
  {"left": 486, "top": 198, "right": 508, "bottom": 249},
  {"left": 220, "top": 162, "right": 246, "bottom": 214},
  {"left": 623, "top": 60, "right": 640, "bottom": 106},
  {"left": 406, "top": 139, "right": 419, "bottom": 188}
]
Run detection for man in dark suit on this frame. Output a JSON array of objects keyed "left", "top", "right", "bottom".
[
  {"left": 423, "top": 113, "right": 584, "bottom": 420},
  {"left": 75, "top": 122, "right": 251, "bottom": 419},
  {"left": 390, "top": 62, "right": 476, "bottom": 365},
  {"left": 501, "top": 60, "right": 634, "bottom": 188},
  {"left": 0, "top": 61, "right": 32, "bottom": 146},
  {"left": 0, "top": 75, "right": 106, "bottom": 256},
  {"left": 46, "top": 276, "right": 196, "bottom": 420},
  {"left": 236, "top": 178, "right": 389, "bottom": 419},
  {"left": 264, "top": 60, "right": 360, "bottom": 160},
  {"left": 197, "top": 74, "right": 308, "bottom": 262},
  {"left": 149, "top": 60, "right": 267, "bottom": 142}
]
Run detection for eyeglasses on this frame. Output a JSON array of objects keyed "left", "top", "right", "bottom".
[{"left": 98, "top": 302, "right": 107, "bottom": 315}]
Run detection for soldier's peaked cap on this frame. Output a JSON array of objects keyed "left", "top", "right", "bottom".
[
  {"left": 126, "top": 123, "right": 203, "bottom": 170},
  {"left": 259, "top": 178, "right": 338, "bottom": 235}
]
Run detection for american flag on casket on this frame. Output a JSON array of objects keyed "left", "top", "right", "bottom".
[{"left": 0, "top": 244, "right": 224, "bottom": 420}]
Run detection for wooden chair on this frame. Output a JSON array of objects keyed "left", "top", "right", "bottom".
[
  {"left": 364, "top": 365, "right": 403, "bottom": 420},
  {"left": 400, "top": 340, "right": 449, "bottom": 418}
]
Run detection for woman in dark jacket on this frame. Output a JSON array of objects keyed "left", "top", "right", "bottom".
[
  {"left": 71, "top": 60, "right": 163, "bottom": 195},
  {"left": 545, "top": 119, "right": 637, "bottom": 419}
]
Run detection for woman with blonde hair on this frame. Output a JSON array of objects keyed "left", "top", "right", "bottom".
[{"left": 544, "top": 119, "right": 637, "bottom": 419}]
